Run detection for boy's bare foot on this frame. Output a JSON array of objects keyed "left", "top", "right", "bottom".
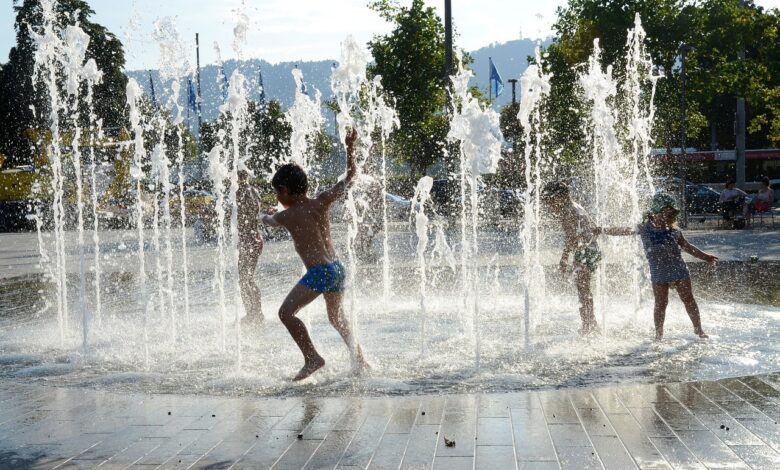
[
  {"left": 694, "top": 328, "right": 709, "bottom": 339},
  {"left": 654, "top": 333, "right": 663, "bottom": 342},
  {"left": 293, "top": 356, "right": 325, "bottom": 381},
  {"left": 579, "top": 322, "right": 598, "bottom": 336}
]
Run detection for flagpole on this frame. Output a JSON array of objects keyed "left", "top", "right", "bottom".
[
  {"left": 195, "top": 33, "right": 203, "bottom": 179},
  {"left": 488, "top": 57, "right": 492, "bottom": 102}
]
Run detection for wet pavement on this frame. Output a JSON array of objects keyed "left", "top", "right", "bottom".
[
  {"left": 2, "top": 373, "right": 780, "bottom": 468},
  {"left": 2, "top": 224, "right": 780, "bottom": 281}
]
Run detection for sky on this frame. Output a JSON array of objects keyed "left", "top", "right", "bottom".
[
  {"left": 0, "top": 0, "right": 566, "bottom": 71},
  {"left": 1, "top": 0, "right": 779, "bottom": 71}
]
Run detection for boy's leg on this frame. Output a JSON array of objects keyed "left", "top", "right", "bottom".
[
  {"left": 323, "top": 292, "right": 368, "bottom": 370},
  {"left": 574, "top": 265, "right": 596, "bottom": 333},
  {"left": 652, "top": 283, "right": 669, "bottom": 340},
  {"left": 675, "top": 279, "right": 707, "bottom": 338},
  {"left": 279, "top": 284, "right": 323, "bottom": 380}
]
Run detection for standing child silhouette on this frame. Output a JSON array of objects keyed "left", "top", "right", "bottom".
[{"left": 261, "top": 129, "right": 369, "bottom": 380}]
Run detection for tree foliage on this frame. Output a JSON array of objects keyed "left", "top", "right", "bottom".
[
  {"left": 541, "top": 0, "right": 780, "bottom": 167},
  {"left": 367, "top": 0, "right": 450, "bottom": 176},
  {"left": 0, "top": 0, "right": 127, "bottom": 167}
]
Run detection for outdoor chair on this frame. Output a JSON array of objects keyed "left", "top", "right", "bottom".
[{"left": 749, "top": 206, "right": 777, "bottom": 227}]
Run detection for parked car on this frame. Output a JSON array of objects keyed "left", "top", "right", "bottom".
[
  {"left": 98, "top": 195, "right": 141, "bottom": 229},
  {"left": 429, "top": 179, "right": 523, "bottom": 220},
  {"left": 651, "top": 177, "right": 721, "bottom": 214},
  {"left": 385, "top": 192, "right": 413, "bottom": 220}
]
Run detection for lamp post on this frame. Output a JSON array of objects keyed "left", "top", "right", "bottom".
[
  {"left": 736, "top": 0, "right": 747, "bottom": 189},
  {"left": 508, "top": 78, "right": 518, "bottom": 105},
  {"left": 678, "top": 42, "right": 693, "bottom": 228}
]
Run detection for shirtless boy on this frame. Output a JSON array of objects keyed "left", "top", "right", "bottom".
[{"left": 261, "top": 129, "right": 368, "bottom": 381}]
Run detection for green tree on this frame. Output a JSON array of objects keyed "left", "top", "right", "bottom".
[
  {"left": 201, "top": 99, "right": 294, "bottom": 179},
  {"left": 544, "top": 0, "right": 780, "bottom": 165},
  {"left": 367, "top": 0, "right": 450, "bottom": 176},
  {"left": 0, "top": 0, "right": 127, "bottom": 166}
]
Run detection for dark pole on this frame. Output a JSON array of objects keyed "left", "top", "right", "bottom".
[
  {"left": 195, "top": 33, "right": 203, "bottom": 134},
  {"left": 444, "top": 0, "right": 454, "bottom": 118},
  {"left": 736, "top": 0, "right": 746, "bottom": 189},
  {"left": 195, "top": 33, "right": 204, "bottom": 180},
  {"left": 508, "top": 78, "right": 518, "bottom": 105},
  {"left": 444, "top": 0, "right": 453, "bottom": 80},
  {"left": 679, "top": 43, "right": 690, "bottom": 228}
]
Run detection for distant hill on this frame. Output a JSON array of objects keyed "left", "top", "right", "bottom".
[{"left": 126, "top": 37, "right": 553, "bottom": 131}]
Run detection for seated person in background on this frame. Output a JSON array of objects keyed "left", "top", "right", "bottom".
[
  {"left": 719, "top": 179, "right": 748, "bottom": 224},
  {"left": 750, "top": 176, "right": 775, "bottom": 213}
]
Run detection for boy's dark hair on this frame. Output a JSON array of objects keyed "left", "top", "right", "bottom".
[
  {"left": 725, "top": 178, "right": 735, "bottom": 187},
  {"left": 271, "top": 163, "right": 308, "bottom": 194},
  {"left": 761, "top": 176, "right": 770, "bottom": 185},
  {"left": 541, "top": 181, "right": 570, "bottom": 202}
]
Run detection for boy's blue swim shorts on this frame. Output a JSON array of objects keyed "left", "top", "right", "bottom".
[{"left": 299, "top": 260, "right": 346, "bottom": 293}]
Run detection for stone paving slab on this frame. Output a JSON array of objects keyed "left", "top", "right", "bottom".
[{"left": 3, "top": 374, "right": 780, "bottom": 468}]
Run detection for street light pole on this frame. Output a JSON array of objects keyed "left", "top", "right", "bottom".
[
  {"left": 444, "top": 0, "right": 453, "bottom": 80},
  {"left": 736, "top": 0, "right": 747, "bottom": 189},
  {"left": 508, "top": 78, "right": 518, "bottom": 105},
  {"left": 679, "top": 43, "right": 691, "bottom": 228}
]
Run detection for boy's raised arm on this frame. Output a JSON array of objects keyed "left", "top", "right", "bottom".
[{"left": 318, "top": 128, "right": 358, "bottom": 205}]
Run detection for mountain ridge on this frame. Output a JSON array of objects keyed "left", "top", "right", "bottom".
[{"left": 127, "top": 37, "right": 554, "bottom": 131}]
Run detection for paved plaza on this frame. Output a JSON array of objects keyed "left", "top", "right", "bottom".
[
  {"left": 2, "top": 226, "right": 780, "bottom": 469},
  {"left": 2, "top": 374, "right": 780, "bottom": 469}
]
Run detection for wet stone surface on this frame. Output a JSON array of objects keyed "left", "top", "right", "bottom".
[{"left": 2, "top": 373, "right": 780, "bottom": 468}]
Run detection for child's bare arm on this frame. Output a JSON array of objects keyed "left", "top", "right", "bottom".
[
  {"left": 317, "top": 128, "right": 358, "bottom": 205},
  {"left": 559, "top": 224, "right": 576, "bottom": 272},
  {"left": 678, "top": 233, "right": 718, "bottom": 263},
  {"left": 593, "top": 227, "right": 636, "bottom": 236},
  {"left": 261, "top": 208, "right": 282, "bottom": 228}
]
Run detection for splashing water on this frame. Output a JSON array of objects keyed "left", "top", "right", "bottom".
[
  {"left": 412, "top": 176, "right": 434, "bottom": 356},
  {"left": 517, "top": 46, "right": 552, "bottom": 349},
  {"left": 447, "top": 51, "right": 504, "bottom": 367},
  {"left": 14, "top": 11, "right": 780, "bottom": 399},
  {"left": 127, "top": 78, "right": 151, "bottom": 368}
]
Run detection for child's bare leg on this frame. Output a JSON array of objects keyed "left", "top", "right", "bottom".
[
  {"left": 238, "top": 243, "right": 263, "bottom": 322},
  {"left": 323, "top": 292, "right": 367, "bottom": 368},
  {"left": 652, "top": 283, "right": 669, "bottom": 341},
  {"left": 676, "top": 279, "right": 708, "bottom": 338},
  {"left": 574, "top": 266, "right": 596, "bottom": 333},
  {"left": 278, "top": 284, "right": 324, "bottom": 380}
]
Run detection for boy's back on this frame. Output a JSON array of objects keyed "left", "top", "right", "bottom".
[{"left": 273, "top": 194, "right": 338, "bottom": 268}]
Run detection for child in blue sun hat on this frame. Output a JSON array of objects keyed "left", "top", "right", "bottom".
[{"left": 594, "top": 192, "right": 718, "bottom": 341}]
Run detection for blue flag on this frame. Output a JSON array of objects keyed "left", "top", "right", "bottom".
[
  {"left": 187, "top": 77, "right": 197, "bottom": 119},
  {"left": 220, "top": 66, "right": 229, "bottom": 102},
  {"left": 489, "top": 58, "right": 504, "bottom": 98},
  {"left": 148, "top": 71, "right": 158, "bottom": 107},
  {"left": 258, "top": 67, "right": 267, "bottom": 105}
]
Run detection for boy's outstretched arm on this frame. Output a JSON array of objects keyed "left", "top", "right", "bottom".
[
  {"left": 678, "top": 232, "right": 718, "bottom": 264},
  {"left": 317, "top": 128, "right": 358, "bottom": 205},
  {"left": 261, "top": 208, "right": 282, "bottom": 227}
]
